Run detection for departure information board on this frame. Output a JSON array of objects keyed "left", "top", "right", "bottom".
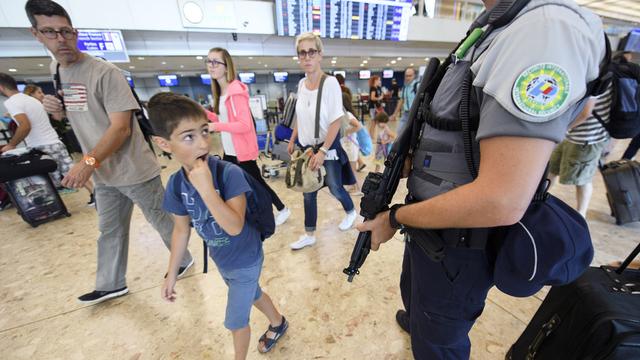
[
  {"left": 77, "top": 29, "right": 129, "bottom": 62},
  {"left": 275, "top": 0, "right": 413, "bottom": 41}
]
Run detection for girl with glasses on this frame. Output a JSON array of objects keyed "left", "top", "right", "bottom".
[{"left": 205, "top": 47, "right": 291, "bottom": 227}]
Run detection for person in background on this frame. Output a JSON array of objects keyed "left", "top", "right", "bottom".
[
  {"left": 336, "top": 73, "right": 366, "bottom": 172},
  {"left": 23, "top": 84, "right": 45, "bottom": 102},
  {"left": 390, "top": 67, "right": 418, "bottom": 133},
  {"left": 24, "top": 84, "right": 81, "bottom": 154},
  {"left": 205, "top": 47, "right": 291, "bottom": 226},
  {"left": 549, "top": 85, "right": 611, "bottom": 218},
  {"left": 0, "top": 73, "right": 94, "bottom": 204},
  {"left": 335, "top": 73, "right": 352, "bottom": 101},
  {"left": 371, "top": 111, "right": 396, "bottom": 173},
  {"left": 340, "top": 91, "right": 363, "bottom": 195},
  {"left": 368, "top": 75, "right": 383, "bottom": 121}
]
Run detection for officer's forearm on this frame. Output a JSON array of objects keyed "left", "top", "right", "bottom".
[
  {"left": 396, "top": 183, "right": 526, "bottom": 229},
  {"left": 396, "top": 136, "right": 554, "bottom": 229}
]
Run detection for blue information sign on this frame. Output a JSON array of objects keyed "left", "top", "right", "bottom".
[{"left": 77, "top": 29, "right": 129, "bottom": 63}]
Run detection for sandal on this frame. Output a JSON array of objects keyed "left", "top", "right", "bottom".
[
  {"left": 258, "top": 316, "right": 289, "bottom": 353},
  {"left": 357, "top": 164, "right": 367, "bottom": 172}
]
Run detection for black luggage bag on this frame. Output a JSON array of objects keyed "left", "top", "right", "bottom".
[
  {"left": 599, "top": 159, "right": 640, "bottom": 225},
  {"left": 0, "top": 149, "right": 71, "bottom": 227},
  {"left": 507, "top": 243, "right": 640, "bottom": 360}
]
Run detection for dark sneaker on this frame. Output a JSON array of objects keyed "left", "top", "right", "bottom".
[
  {"left": 164, "top": 258, "right": 195, "bottom": 279},
  {"left": 396, "top": 309, "right": 410, "bottom": 334},
  {"left": 87, "top": 193, "right": 95, "bottom": 207},
  {"left": 77, "top": 287, "right": 129, "bottom": 304}
]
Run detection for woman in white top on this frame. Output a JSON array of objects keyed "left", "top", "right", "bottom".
[{"left": 287, "top": 33, "right": 357, "bottom": 250}]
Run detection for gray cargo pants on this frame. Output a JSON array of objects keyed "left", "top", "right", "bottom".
[{"left": 94, "top": 175, "right": 193, "bottom": 291}]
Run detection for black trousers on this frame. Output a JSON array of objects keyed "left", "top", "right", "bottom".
[
  {"left": 622, "top": 133, "right": 640, "bottom": 160},
  {"left": 222, "top": 154, "right": 285, "bottom": 211}
]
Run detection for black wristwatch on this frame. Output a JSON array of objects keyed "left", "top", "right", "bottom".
[{"left": 389, "top": 204, "right": 405, "bottom": 230}]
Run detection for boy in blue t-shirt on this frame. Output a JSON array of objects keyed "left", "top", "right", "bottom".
[{"left": 148, "top": 93, "right": 288, "bottom": 358}]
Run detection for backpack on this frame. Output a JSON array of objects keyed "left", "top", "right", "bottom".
[
  {"left": 170, "top": 158, "right": 276, "bottom": 273},
  {"left": 212, "top": 159, "right": 275, "bottom": 241},
  {"left": 593, "top": 60, "right": 640, "bottom": 139}
]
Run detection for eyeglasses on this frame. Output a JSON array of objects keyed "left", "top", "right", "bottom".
[
  {"left": 204, "top": 59, "right": 226, "bottom": 68},
  {"left": 297, "top": 48, "right": 319, "bottom": 59},
  {"left": 38, "top": 27, "right": 76, "bottom": 40}
]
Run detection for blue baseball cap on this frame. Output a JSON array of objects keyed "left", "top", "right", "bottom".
[{"left": 494, "top": 194, "right": 594, "bottom": 297}]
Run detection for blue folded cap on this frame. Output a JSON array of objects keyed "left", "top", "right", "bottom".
[{"left": 494, "top": 194, "right": 594, "bottom": 297}]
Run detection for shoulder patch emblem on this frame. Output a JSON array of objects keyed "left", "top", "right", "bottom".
[{"left": 512, "top": 63, "right": 570, "bottom": 119}]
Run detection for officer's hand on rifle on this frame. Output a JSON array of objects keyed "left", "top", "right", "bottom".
[{"left": 356, "top": 210, "right": 397, "bottom": 251}]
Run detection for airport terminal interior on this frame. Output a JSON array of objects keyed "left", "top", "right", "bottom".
[{"left": 1, "top": 0, "right": 640, "bottom": 359}]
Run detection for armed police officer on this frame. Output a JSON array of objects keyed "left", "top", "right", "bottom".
[{"left": 357, "top": 0, "right": 606, "bottom": 358}]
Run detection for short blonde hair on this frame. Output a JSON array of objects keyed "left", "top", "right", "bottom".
[{"left": 295, "top": 32, "right": 323, "bottom": 52}]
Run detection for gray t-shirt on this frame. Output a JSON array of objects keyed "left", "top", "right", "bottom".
[{"left": 52, "top": 55, "right": 159, "bottom": 186}]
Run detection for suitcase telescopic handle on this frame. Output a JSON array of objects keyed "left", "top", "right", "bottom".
[{"left": 616, "top": 242, "right": 640, "bottom": 274}]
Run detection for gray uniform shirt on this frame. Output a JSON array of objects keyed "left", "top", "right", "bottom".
[
  {"left": 408, "top": 0, "right": 605, "bottom": 201},
  {"left": 52, "top": 55, "right": 160, "bottom": 186}
]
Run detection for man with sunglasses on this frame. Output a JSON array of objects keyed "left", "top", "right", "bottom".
[{"left": 25, "top": 0, "right": 194, "bottom": 304}]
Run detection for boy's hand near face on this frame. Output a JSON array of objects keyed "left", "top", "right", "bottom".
[{"left": 189, "top": 158, "right": 215, "bottom": 196}]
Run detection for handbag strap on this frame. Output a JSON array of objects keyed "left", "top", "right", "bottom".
[
  {"left": 314, "top": 74, "right": 327, "bottom": 144},
  {"left": 54, "top": 63, "right": 66, "bottom": 110}
]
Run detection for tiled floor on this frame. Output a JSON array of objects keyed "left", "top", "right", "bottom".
[{"left": 1, "top": 133, "right": 639, "bottom": 360}]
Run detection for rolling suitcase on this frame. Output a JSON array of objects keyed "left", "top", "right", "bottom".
[
  {"left": 507, "top": 243, "right": 640, "bottom": 360},
  {"left": 599, "top": 159, "right": 640, "bottom": 225},
  {"left": 0, "top": 149, "right": 71, "bottom": 227}
]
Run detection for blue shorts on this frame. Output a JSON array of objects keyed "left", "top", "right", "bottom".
[{"left": 217, "top": 256, "right": 264, "bottom": 330}]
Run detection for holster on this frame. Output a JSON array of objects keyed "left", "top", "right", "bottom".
[{"left": 405, "top": 227, "right": 490, "bottom": 262}]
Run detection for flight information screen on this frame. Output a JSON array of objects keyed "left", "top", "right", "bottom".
[{"left": 275, "top": 0, "right": 413, "bottom": 41}]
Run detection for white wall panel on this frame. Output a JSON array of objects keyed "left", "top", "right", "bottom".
[{"left": 1, "top": 0, "right": 274, "bottom": 34}]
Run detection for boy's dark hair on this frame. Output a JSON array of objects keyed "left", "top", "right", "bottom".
[
  {"left": 0, "top": 73, "right": 18, "bottom": 91},
  {"left": 374, "top": 111, "right": 389, "bottom": 124},
  {"left": 147, "top": 92, "right": 206, "bottom": 139},
  {"left": 25, "top": 0, "right": 73, "bottom": 28}
]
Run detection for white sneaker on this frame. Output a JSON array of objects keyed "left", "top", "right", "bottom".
[
  {"left": 275, "top": 207, "right": 291, "bottom": 226},
  {"left": 339, "top": 210, "right": 358, "bottom": 231},
  {"left": 290, "top": 234, "right": 316, "bottom": 250}
]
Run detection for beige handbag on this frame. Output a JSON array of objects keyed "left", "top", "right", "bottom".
[
  {"left": 285, "top": 148, "right": 326, "bottom": 193},
  {"left": 285, "top": 74, "right": 329, "bottom": 193}
]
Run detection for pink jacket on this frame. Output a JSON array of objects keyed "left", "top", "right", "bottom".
[{"left": 206, "top": 80, "right": 259, "bottom": 162}]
